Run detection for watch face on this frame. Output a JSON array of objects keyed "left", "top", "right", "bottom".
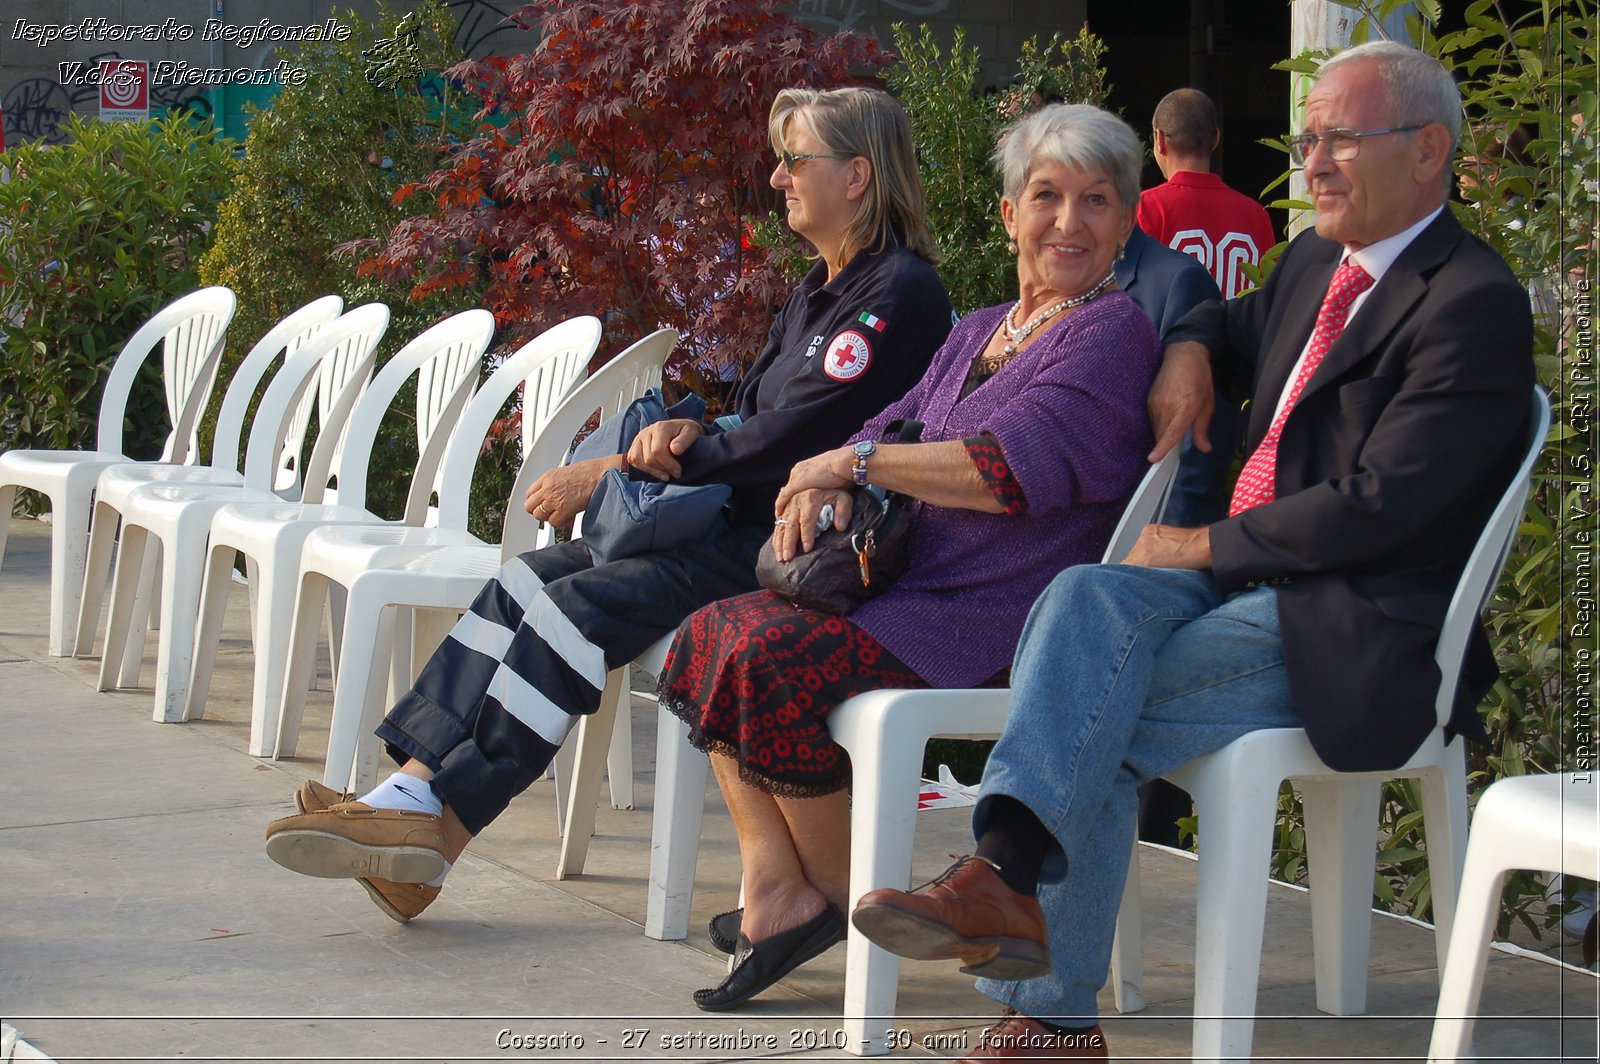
[{"left": 854, "top": 441, "right": 875, "bottom": 456}]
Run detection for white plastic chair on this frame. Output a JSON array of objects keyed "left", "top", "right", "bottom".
[
  {"left": 1427, "top": 772, "right": 1599, "bottom": 1062},
  {"left": 74, "top": 296, "right": 346, "bottom": 660},
  {"left": 1108, "top": 387, "right": 1552, "bottom": 1064},
  {"left": 636, "top": 453, "right": 1180, "bottom": 1047},
  {"left": 269, "top": 318, "right": 636, "bottom": 790},
  {"left": 90, "top": 305, "right": 392, "bottom": 723},
  {"left": 0, "top": 286, "right": 236, "bottom": 655},
  {"left": 292, "top": 328, "right": 662, "bottom": 793},
  {"left": 175, "top": 310, "right": 495, "bottom": 754}
]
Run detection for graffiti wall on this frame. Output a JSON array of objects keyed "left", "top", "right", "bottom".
[{"left": 1, "top": 0, "right": 1074, "bottom": 148}]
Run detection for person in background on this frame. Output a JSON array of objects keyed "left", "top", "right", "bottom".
[
  {"left": 260, "top": 86, "right": 955, "bottom": 924},
  {"left": 1135, "top": 86, "right": 1279, "bottom": 845}
]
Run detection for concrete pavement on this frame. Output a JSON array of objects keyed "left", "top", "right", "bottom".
[{"left": 1, "top": 514, "right": 1594, "bottom": 1063}]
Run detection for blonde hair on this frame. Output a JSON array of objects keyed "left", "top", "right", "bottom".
[{"left": 769, "top": 86, "right": 938, "bottom": 264}]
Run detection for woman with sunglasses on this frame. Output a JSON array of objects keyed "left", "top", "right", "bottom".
[{"left": 262, "top": 87, "right": 953, "bottom": 923}]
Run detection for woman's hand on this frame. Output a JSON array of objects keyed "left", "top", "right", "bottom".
[
  {"left": 772, "top": 486, "right": 854, "bottom": 562},
  {"left": 628, "top": 418, "right": 705, "bottom": 480},
  {"left": 523, "top": 456, "right": 617, "bottom": 531},
  {"left": 775, "top": 446, "right": 853, "bottom": 514}
]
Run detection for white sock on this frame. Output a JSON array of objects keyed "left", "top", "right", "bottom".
[
  {"left": 358, "top": 774, "right": 444, "bottom": 817},
  {"left": 425, "top": 860, "right": 453, "bottom": 888}
]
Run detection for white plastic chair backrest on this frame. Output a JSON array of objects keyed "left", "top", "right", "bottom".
[
  {"left": 407, "top": 309, "right": 500, "bottom": 524},
  {"left": 240, "top": 304, "right": 390, "bottom": 494},
  {"left": 500, "top": 328, "right": 674, "bottom": 559},
  {"left": 1431, "top": 386, "right": 1551, "bottom": 727},
  {"left": 1101, "top": 450, "right": 1179, "bottom": 565},
  {"left": 432, "top": 316, "right": 604, "bottom": 534},
  {"left": 301, "top": 309, "right": 493, "bottom": 517},
  {"left": 208, "top": 295, "right": 344, "bottom": 476},
  {"left": 519, "top": 319, "right": 618, "bottom": 452},
  {"left": 93, "top": 286, "right": 236, "bottom": 460}
]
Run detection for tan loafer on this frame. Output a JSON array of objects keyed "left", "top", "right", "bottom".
[
  {"left": 265, "top": 801, "right": 446, "bottom": 884},
  {"left": 851, "top": 855, "right": 1049, "bottom": 979},
  {"left": 294, "top": 779, "right": 354, "bottom": 814}
]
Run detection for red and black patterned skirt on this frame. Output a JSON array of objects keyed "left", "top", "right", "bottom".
[{"left": 657, "top": 589, "right": 929, "bottom": 798}]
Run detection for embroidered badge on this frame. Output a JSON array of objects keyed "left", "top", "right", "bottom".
[
  {"left": 823, "top": 330, "right": 872, "bottom": 381},
  {"left": 857, "top": 311, "right": 888, "bottom": 332}
]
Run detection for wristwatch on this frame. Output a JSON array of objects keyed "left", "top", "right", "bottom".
[{"left": 851, "top": 440, "right": 876, "bottom": 486}]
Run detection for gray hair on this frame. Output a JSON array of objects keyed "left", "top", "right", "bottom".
[
  {"left": 1319, "top": 41, "right": 1462, "bottom": 151},
  {"left": 993, "top": 103, "right": 1143, "bottom": 212}
]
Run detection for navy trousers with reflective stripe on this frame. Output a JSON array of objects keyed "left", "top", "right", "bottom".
[{"left": 376, "top": 529, "right": 769, "bottom": 834}]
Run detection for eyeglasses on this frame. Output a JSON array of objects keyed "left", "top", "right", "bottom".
[
  {"left": 1285, "top": 125, "right": 1426, "bottom": 165},
  {"left": 778, "top": 149, "right": 851, "bottom": 172}
]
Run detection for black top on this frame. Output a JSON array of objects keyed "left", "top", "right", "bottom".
[{"left": 673, "top": 245, "right": 954, "bottom": 501}]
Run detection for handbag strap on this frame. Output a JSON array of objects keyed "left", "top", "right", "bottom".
[{"left": 879, "top": 418, "right": 923, "bottom": 444}]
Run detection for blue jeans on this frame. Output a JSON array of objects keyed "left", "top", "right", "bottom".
[{"left": 972, "top": 564, "right": 1301, "bottom": 1023}]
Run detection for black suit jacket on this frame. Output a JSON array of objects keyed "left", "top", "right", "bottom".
[{"left": 1167, "top": 210, "right": 1534, "bottom": 771}]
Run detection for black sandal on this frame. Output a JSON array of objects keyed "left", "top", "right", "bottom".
[{"left": 693, "top": 905, "right": 846, "bottom": 1011}]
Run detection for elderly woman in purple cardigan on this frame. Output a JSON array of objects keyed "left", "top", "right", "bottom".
[{"left": 657, "top": 103, "right": 1161, "bottom": 1011}]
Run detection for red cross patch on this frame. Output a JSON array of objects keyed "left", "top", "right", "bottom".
[{"left": 823, "top": 330, "right": 872, "bottom": 381}]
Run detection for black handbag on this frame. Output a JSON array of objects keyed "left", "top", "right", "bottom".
[{"left": 756, "top": 420, "right": 922, "bottom": 614}]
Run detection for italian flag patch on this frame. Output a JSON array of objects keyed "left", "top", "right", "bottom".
[{"left": 857, "top": 311, "right": 888, "bottom": 332}]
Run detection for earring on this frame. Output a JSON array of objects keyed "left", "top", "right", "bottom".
[
  {"left": 1116, "top": 244, "right": 1126, "bottom": 262},
  {"left": 1006, "top": 239, "right": 1019, "bottom": 255}
]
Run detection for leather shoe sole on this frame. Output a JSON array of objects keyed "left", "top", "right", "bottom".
[
  {"left": 289, "top": 782, "right": 438, "bottom": 921},
  {"left": 708, "top": 907, "right": 743, "bottom": 954},
  {"left": 265, "top": 802, "right": 446, "bottom": 884},
  {"left": 693, "top": 905, "right": 845, "bottom": 1011},
  {"left": 852, "top": 902, "right": 1048, "bottom": 980}
]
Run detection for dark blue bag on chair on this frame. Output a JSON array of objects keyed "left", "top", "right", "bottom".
[{"left": 568, "top": 388, "right": 731, "bottom": 565}]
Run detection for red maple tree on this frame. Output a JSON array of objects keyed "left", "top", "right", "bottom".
[{"left": 358, "top": 0, "right": 887, "bottom": 396}]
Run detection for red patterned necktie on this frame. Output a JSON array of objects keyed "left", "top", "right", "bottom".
[{"left": 1228, "top": 259, "right": 1375, "bottom": 517}]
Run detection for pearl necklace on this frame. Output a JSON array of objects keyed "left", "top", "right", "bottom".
[{"left": 979, "top": 269, "right": 1118, "bottom": 373}]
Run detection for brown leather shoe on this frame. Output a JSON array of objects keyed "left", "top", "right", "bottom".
[
  {"left": 288, "top": 783, "right": 440, "bottom": 921},
  {"left": 265, "top": 801, "right": 446, "bottom": 884},
  {"left": 358, "top": 877, "right": 441, "bottom": 923},
  {"left": 294, "top": 779, "right": 355, "bottom": 814},
  {"left": 957, "top": 1010, "right": 1108, "bottom": 1061},
  {"left": 851, "top": 855, "right": 1049, "bottom": 979}
]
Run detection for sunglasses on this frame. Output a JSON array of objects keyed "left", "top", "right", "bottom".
[{"left": 778, "top": 150, "right": 852, "bottom": 171}]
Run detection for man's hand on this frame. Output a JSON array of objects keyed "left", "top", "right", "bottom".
[
  {"left": 523, "top": 455, "right": 618, "bottom": 531},
  {"left": 1123, "top": 523, "right": 1213, "bottom": 570},
  {"left": 628, "top": 418, "right": 705, "bottom": 480},
  {"left": 1148, "top": 341, "right": 1216, "bottom": 462}
]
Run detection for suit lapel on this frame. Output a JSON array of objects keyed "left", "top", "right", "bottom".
[
  {"left": 1297, "top": 213, "right": 1461, "bottom": 406},
  {"left": 1244, "top": 243, "right": 1337, "bottom": 448}
]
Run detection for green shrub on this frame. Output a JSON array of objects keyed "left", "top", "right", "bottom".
[
  {"left": 198, "top": 1, "right": 477, "bottom": 524},
  {"left": 0, "top": 113, "right": 236, "bottom": 471},
  {"left": 887, "top": 23, "right": 1110, "bottom": 315}
]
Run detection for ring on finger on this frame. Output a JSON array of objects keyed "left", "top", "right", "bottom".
[{"left": 773, "top": 517, "right": 788, "bottom": 527}]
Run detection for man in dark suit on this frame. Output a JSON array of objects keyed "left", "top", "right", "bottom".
[
  {"left": 1115, "top": 223, "right": 1220, "bottom": 340},
  {"left": 849, "top": 41, "right": 1534, "bottom": 1061}
]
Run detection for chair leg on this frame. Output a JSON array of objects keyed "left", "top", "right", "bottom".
[
  {"left": 1425, "top": 858, "right": 1507, "bottom": 1063},
  {"left": 839, "top": 719, "right": 926, "bottom": 1058},
  {"left": 45, "top": 485, "right": 92, "bottom": 657},
  {"left": 75, "top": 500, "right": 119, "bottom": 658},
  {"left": 150, "top": 516, "right": 209, "bottom": 723},
  {"left": 0, "top": 483, "right": 14, "bottom": 576},
  {"left": 1184, "top": 763, "right": 1281, "bottom": 1064},
  {"left": 247, "top": 542, "right": 304, "bottom": 759},
  {"left": 320, "top": 581, "right": 392, "bottom": 792},
  {"left": 118, "top": 535, "right": 160, "bottom": 688},
  {"left": 98, "top": 524, "right": 149, "bottom": 691},
  {"left": 1301, "top": 777, "right": 1380, "bottom": 1015},
  {"left": 1418, "top": 750, "right": 1471, "bottom": 972},
  {"left": 607, "top": 686, "right": 635, "bottom": 810},
  {"left": 185, "top": 545, "right": 240, "bottom": 723},
  {"left": 644, "top": 706, "right": 710, "bottom": 941},
  {"left": 276, "top": 570, "right": 331, "bottom": 763},
  {"left": 1110, "top": 838, "right": 1147, "bottom": 1013},
  {"left": 557, "top": 669, "right": 623, "bottom": 880}
]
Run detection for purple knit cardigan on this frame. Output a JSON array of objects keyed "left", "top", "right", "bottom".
[{"left": 845, "top": 291, "right": 1159, "bottom": 689}]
